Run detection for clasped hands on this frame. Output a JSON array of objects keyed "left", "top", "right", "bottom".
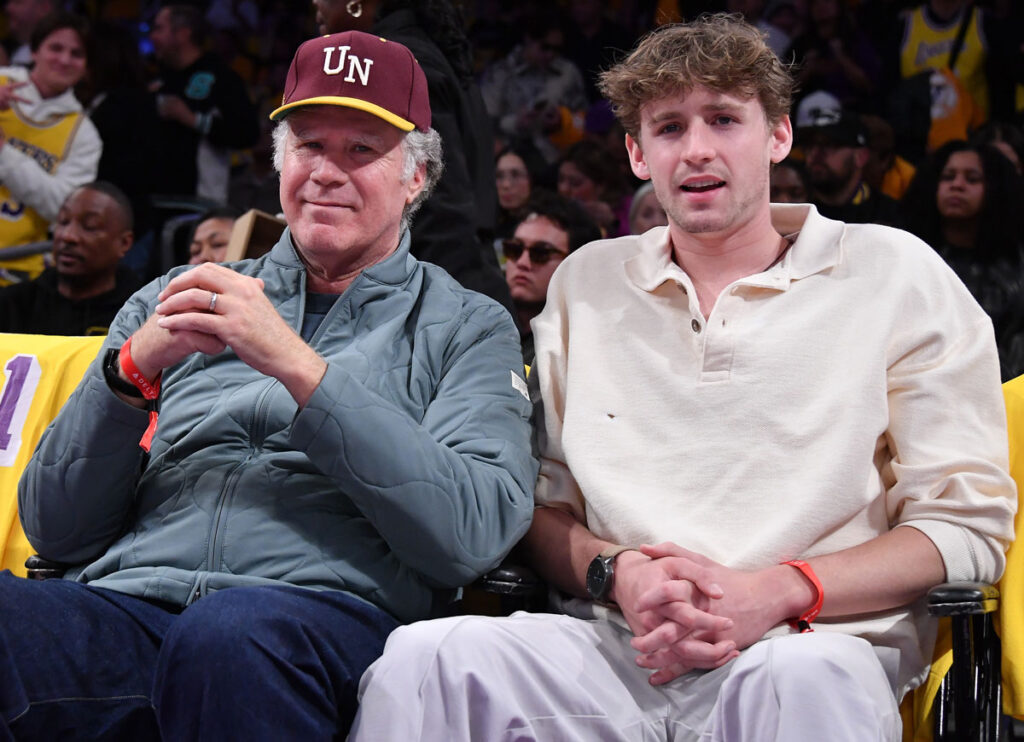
[
  {"left": 127, "top": 263, "right": 325, "bottom": 404},
  {"left": 613, "top": 542, "right": 807, "bottom": 686}
]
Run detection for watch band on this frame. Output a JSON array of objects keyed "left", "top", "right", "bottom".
[
  {"left": 600, "top": 544, "right": 633, "bottom": 560},
  {"left": 103, "top": 347, "right": 145, "bottom": 398}
]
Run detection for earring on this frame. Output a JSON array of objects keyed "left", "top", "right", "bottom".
[{"left": 346, "top": 0, "right": 362, "bottom": 17}]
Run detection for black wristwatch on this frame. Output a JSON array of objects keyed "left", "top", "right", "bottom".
[
  {"left": 103, "top": 347, "right": 145, "bottom": 398},
  {"left": 586, "top": 545, "right": 632, "bottom": 604}
]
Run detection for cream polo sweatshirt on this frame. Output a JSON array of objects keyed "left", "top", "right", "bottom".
[{"left": 532, "top": 203, "right": 1017, "bottom": 696}]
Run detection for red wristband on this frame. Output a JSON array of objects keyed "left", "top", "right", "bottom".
[
  {"left": 119, "top": 337, "right": 162, "bottom": 452},
  {"left": 782, "top": 559, "right": 823, "bottom": 633},
  {"left": 119, "top": 337, "right": 160, "bottom": 399}
]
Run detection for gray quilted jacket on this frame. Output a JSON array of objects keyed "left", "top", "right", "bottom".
[{"left": 19, "top": 230, "right": 537, "bottom": 622}]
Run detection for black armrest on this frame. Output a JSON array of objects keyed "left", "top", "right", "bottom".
[
  {"left": 475, "top": 564, "right": 543, "bottom": 598},
  {"left": 927, "top": 581, "right": 999, "bottom": 616},
  {"left": 927, "top": 581, "right": 1002, "bottom": 740},
  {"left": 24, "top": 555, "right": 71, "bottom": 581},
  {"left": 457, "top": 562, "right": 547, "bottom": 617}
]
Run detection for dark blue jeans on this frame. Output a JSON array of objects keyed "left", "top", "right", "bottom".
[{"left": 0, "top": 571, "right": 398, "bottom": 741}]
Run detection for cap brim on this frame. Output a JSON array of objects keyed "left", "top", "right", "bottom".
[{"left": 269, "top": 95, "right": 415, "bottom": 131}]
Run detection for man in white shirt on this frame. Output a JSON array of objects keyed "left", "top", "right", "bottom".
[{"left": 349, "top": 14, "right": 1016, "bottom": 741}]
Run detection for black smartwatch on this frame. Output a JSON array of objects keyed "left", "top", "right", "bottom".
[
  {"left": 103, "top": 347, "right": 145, "bottom": 398},
  {"left": 586, "top": 545, "right": 632, "bottom": 604}
]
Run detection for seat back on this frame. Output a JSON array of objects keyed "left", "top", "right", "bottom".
[
  {"left": 0, "top": 334, "right": 105, "bottom": 576},
  {"left": 998, "top": 376, "right": 1024, "bottom": 719}
]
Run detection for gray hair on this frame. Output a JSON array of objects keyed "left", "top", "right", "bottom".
[{"left": 272, "top": 116, "right": 443, "bottom": 234}]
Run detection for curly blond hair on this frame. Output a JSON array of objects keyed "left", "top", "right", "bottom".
[{"left": 598, "top": 14, "right": 794, "bottom": 140}]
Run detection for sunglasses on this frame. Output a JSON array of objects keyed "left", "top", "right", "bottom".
[{"left": 502, "top": 239, "right": 568, "bottom": 265}]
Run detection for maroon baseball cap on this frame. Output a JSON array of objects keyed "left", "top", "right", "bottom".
[{"left": 270, "top": 31, "right": 430, "bottom": 132}]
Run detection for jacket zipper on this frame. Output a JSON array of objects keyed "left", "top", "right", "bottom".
[{"left": 203, "top": 379, "right": 274, "bottom": 577}]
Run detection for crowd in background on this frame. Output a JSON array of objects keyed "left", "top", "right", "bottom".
[{"left": 0, "top": 0, "right": 1023, "bottom": 372}]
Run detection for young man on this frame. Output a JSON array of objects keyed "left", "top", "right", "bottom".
[{"left": 350, "top": 15, "right": 1015, "bottom": 741}]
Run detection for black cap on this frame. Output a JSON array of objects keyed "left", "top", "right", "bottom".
[{"left": 797, "top": 107, "right": 867, "bottom": 148}]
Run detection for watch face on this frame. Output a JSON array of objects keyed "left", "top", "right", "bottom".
[{"left": 586, "top": 556, "right": 610, "bottom": 601}]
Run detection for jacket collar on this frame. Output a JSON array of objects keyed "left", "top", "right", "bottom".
[{"left": 267, "top": 227, "right": 417, "bottom": 289}]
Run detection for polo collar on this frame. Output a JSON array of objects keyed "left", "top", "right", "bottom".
[{"left": 625, "top": 204, "right": 843, "bottom": 294}]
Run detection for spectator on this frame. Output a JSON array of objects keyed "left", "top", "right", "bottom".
[
  {"left": 0, "top": 12, "right": 101, "bottom": 284},
  {"left": 0, "top": 181, "right": 141, "bottom": 336},
  {"left": 149, "top": 4, "right": 260, "bottom": 203},
  {"left": 187, "top": 206, "right": 241, "bottom": 265},
  {"left": 557, "top": 139, "right": 628, "bottom": 235},
  {"left": 350, "top": 16, "right": 1015, "bottom": 740},
  {"left": 3, "top": 0, "right": 55, "bottom": 66},
  {"left": 901, "top": 139, "right": 1024, "bottom": 380},
  {"left": 312, "top": 0, "right": 513, "bottom": 312},
  {"left": 770, "top": 158, "right": 810, "bottom": 203},
  {"left": 890, "top": 0, "right": 1001, "bottom": 125},
  {"left": 502, "top": 192, "right": 600, "bottom": 363},
  {"left": 494, "top": 140, "right": 549, "bottom": 242},
  {"left": 798, "top": 101, "right": 900, "bottom": 225},
  {"left": 479, "top": 14, "right": 588, "bottom": 164},
  {"left": 0, "top": 30, "right": 535, "bottom": 739},
  {"left": 628, "top": 181, "right": 668, "bottom": 234},
  {"left": 971, "top": 120, "right": 1024, "bottom": 174}
]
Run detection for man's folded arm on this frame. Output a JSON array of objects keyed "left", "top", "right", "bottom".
[{"left": 292, "top": 301, "right": 538, "bottom": 587}]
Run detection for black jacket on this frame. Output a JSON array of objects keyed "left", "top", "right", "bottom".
[
  {"left": 0, "top": 267, "right": 142, "bottom": 336},
  {"left": 151, "top": 52, "right": 260, "bottom": 196},
  {"left": 374, "top": 10, "right": 512, "bottom": 313}
]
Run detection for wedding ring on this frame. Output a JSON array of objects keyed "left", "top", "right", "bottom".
[{"left": 208, "top": 291, "right": 218, "bottom": 312}]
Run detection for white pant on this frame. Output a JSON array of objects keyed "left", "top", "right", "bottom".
[{"left": 349, "top": 612, "right": 902, "bottom": 742}]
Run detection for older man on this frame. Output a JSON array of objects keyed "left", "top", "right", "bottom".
[{"left": 0, "top": 30, "right": 535, "bottom": 740}]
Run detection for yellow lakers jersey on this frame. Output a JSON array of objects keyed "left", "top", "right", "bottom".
[
  {"left": 899, "top": 5, "right": 989, "bottom": 118},
  {"left": 0, "top": 334, "right": 104, "bottom": 575},
  {"left": 0, "top": 75, "right": 84, "bottom": 282}
]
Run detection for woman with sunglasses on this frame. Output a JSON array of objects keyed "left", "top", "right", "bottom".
[{"left": 503, "top": 192, "right": 600, "bottom": 365}]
